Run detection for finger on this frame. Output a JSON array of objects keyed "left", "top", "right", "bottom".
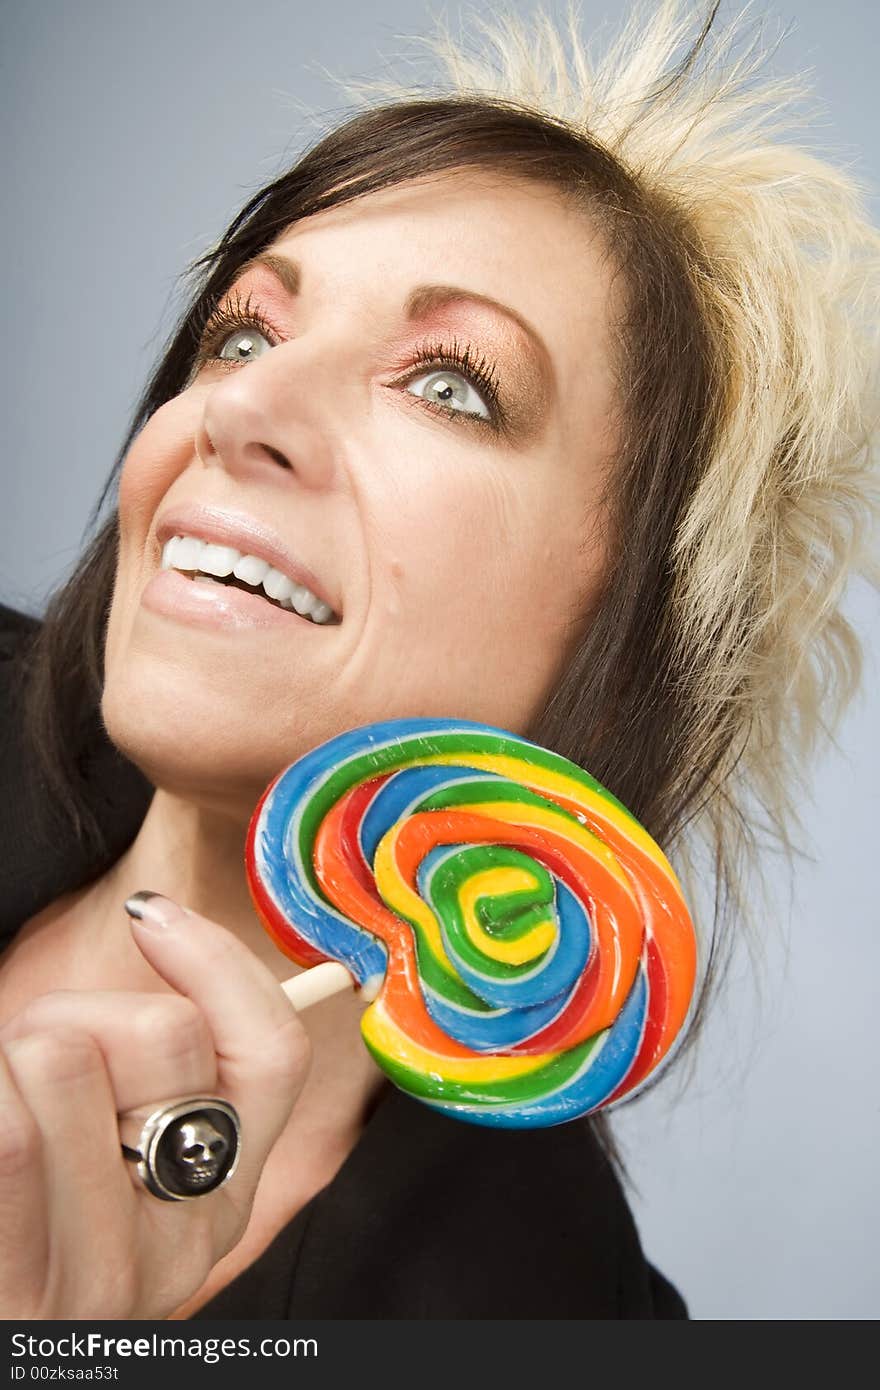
[
  {"left": 0, "top": 1047, "right": 50, "bottom": 1313},
  {"left": 125, "top": 894, "right": 310, "bottom": 1168},
  {"left": 1, "top": 1030, "right": 139, "bottom": 1317},
  {"left": 0, "top": 1027, "right": 248, "bottom": 1319},
  {"left": 0, "top": 991, "right": 218, "bottom": 1114}
]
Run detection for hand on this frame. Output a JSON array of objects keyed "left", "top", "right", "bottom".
[{"left": 0, "top": 895, "right": 310, "bottom": 1319}]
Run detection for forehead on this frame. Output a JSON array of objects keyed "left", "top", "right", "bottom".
[{"left": 272, "top": 169, "right": 607, "bottom": 301}]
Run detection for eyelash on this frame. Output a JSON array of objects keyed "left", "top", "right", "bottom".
[
  {"left": 191, "top": 289, "right": 505, "bottom": 432},
  {"left": 194, "top": 290, "right": 277, "bottom": 365}
]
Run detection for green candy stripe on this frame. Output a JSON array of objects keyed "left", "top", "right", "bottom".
[
  {"left": 477, "top": 894, "right": 554, "bottom": 941},
  {"left": 409, "top": 924, "right": 493, "bottom": 1013},
  {"left": 363, "top": 1030, "right": 601, "bottom": 1106},
  {"left": 416, "top": 777, "right": 585, "bottom": 824}
]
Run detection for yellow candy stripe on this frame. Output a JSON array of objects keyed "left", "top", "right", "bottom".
[
  {"left": 363, "top": 994, "right": 554, "bottom": 1082},
  {"left": 426, "top": 752, "right": 684, "bottom": 896},
  {"left": 458, "top": 866, "right": 556, "bottom": 965}
]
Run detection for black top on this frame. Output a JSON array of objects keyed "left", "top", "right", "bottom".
[{"left": 0, "top": 602, "right": 687, "bottom": 1319}]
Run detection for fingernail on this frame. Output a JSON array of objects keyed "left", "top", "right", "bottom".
[{"left": 124, "top": 891, "right": 186, "bottom": 929}]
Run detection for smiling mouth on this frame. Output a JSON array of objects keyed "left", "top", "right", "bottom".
[
  {"left": 183, "top": 570, "right": 335, "bottom": 622},
  {"left": 159, "top": 534, "right": 341, "bottom": 625},
  {"left": 188, "top": 570, "right": 285, "bottom": 605}
]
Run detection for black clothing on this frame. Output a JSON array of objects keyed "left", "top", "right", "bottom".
[{"left": 0, "top": 602, "right": 687, "bottom": 1319}]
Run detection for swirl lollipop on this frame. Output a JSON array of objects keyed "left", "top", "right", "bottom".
[{"left": 246, "top": 718, "right": 697, "bottom": 1129}]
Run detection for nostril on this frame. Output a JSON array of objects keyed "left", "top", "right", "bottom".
[{"left": 264, "top": 445, "right": 291, "bottom": 470}]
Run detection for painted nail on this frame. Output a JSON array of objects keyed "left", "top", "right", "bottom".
[{"left": 124, "top": 891, "right": 186, "bottom": 929}]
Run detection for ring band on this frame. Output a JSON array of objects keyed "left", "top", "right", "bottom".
[{"left": 119, "top": 1096, "right": 241, "bottom": 1201}]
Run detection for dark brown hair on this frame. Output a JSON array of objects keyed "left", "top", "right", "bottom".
[{"left": 21, "top": 15, "right": 734, "bottom": 1108}]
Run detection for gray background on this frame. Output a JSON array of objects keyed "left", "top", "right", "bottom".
[{"left": 2, "top": 0, "right": 877, "bottom": 1318}]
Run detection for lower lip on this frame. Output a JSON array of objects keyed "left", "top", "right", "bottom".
[{"left": 141, "top": 568, "right": 334, "bottom": 633}]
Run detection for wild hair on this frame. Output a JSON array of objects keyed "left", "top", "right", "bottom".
[
  {"left": 310, "top": 0, "right": 880, "bottom": 1033},
  {"left": 19, "top": 1, "right": 879, "bottom": 1101}
]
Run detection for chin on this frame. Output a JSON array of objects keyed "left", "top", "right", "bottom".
[
  {"left": 100, "top": 661, "right": 278, "bottom": 819},
  {"left": 99, "top": 628, "right": 359, "bottom": 818}
]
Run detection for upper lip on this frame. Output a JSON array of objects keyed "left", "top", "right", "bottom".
[{"left": 154, "top": 504, "right": 341, "bottom": 617}]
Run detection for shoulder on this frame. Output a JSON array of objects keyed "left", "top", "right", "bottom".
[
  {"left": 0, "top": 602, "right": 38, "bottom": 684},
  {"left": 0, "top": 603, "right": 39, "bottom": 753},
  {"left": 0, "top": 602, "right": 39, "bottom": 639},
  {"left": 396, "top": 1109, "right": 672, "bottom": 1318},
  {"left": 0, "top": 600, "right": 151, "bottom": 943},
  {"left": 290, "top": 1088, "right": 687, "bottom": 1319}
]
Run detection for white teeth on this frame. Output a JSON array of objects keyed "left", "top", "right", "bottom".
[
  {"left": 290, "top": 584, "right": 314, "bottom": 617},
  {"left": 159, "top": 530, "right": 339, "bottom": 622},
  {"left": 262, "top": 567, "right": 295, "bottom": 603},
  {"left": 233, "top": 554, "right": 270, "bottom": 586},
  {"left": 200, "top": 543, "right": 238, "bottom": 578},
  {"left": 174, "top": 536, "right": 206, "bottom": 571}
]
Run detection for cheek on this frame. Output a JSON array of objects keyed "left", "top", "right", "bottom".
[
  {"left": 117, "top": 399, "right": 194, "bottom": 543},
  {"left": 106, "top": 400, "right": 196, "bottom": 657},
  {"left": 358, "top": 472, "right": 596, "bottom": 728},
  {"left": 376, "top": 450, "right": 594, "bottom": 634},
  {"left": 417, "top": 459, "right": 526, "bottom": 586},
  {"left": 443, "top": 469, "right": 575, "bottom": 614}
]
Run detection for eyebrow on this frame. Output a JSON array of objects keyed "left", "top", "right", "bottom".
[{"left": 235, "top": 251, "right": 553, "bottom": 387}]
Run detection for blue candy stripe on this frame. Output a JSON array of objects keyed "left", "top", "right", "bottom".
[
  {"left": 255, "top": 790, "right": 387, "bottom": 985},
  {"left": 417, "top": 966, "right": 649, "bottom": 1129},
  {"left": 360, "top": 764, "right": 495, "bottom": 860}
]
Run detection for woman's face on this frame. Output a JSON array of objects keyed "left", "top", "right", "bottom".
[{"left": 103, "top": 169, "right": 621, "bottom": 815}]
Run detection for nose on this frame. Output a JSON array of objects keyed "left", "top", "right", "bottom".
[{"left": 193, "top": 341, "right": 339, "bottom": 492}]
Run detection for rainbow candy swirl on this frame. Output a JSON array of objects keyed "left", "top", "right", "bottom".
[{"left": 246, "top": 718, "right": 697, "bottom": 1129}]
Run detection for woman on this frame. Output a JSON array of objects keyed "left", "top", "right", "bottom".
[{"left": 1, "top": 0, "right": 877, "bottom": 1319}]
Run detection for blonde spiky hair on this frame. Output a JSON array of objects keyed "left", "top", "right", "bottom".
[{"left": 302, "top": 0, "right": 880, "bottom": 1006}]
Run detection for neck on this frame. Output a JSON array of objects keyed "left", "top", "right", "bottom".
[{"left": 94, "top": 787, "right": 287, "bottom": 980}]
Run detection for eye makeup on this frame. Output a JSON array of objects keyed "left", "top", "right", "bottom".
[
  {"left": 391, "top": 334, "right": 503, "bottom": 430},
  {"left": 192, "top": 288, "right": 281, "bottom": 366},
  {"left": 189, "top": 282, "right": 547, "bottom": 441}
]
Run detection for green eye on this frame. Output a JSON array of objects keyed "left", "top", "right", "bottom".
[
  {"left": 192, "top": 290, "right": 279, "bottom": 373},
  {"left": 406, "top": 367, "right": 492, "bottom": 422},
  {"left": 214, "top": 326, "right": 271, "bottom": 364}
]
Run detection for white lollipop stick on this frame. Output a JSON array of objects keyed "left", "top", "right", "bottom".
[{"left": 280, "top": 960, "right": 358, "bottom": 1010}]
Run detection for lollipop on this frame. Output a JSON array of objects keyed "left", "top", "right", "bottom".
[{"left": 246, "top": 718, "right": 697, "bottom": 1129}]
